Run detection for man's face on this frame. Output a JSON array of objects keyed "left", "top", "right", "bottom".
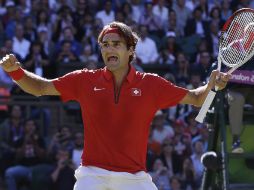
[
  {"left": 11, "top": 105, "right": 21, "bottom": 118},
  {"left": 15, "top": 25, "right": 24, "bottom": 39},
  {"left": 105, "top": 1, "right": 112, "bottom": 12},
  {"left": 63, "top": 28, "right": 73, "bottom": 40},
  {"left": 139, "top": 26, "right": 148, "bottom": 39},
  {"left": 100, "top": 33, "right": 132, "bottom": 72}
]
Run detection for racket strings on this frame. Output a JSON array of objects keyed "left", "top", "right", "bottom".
[{"left": 220, "top": 11, "right": 254, "bottom": 68}]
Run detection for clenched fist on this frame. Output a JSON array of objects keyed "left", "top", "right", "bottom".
[{"left": 0, "top": 54, "right": 21, "bottom": 72}]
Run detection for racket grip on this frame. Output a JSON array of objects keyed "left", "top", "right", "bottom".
[{"left": 195, "top": 90, "right": 216, "bottom": 123}]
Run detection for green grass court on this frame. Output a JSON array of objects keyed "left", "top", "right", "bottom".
[{"left": 225, "top": 125, "right": 254, "bottom": 183}]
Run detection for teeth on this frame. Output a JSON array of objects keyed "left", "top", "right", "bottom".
[{"left": 108, "top": 56, "right": 118, "bottom": 61}]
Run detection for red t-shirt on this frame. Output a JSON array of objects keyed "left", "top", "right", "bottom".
[{"left": 53, "top": 66, "right": 188, "bottom": 173}]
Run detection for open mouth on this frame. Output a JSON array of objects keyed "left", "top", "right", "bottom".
[{"left": 107, "top": 56, "right": 118, "bottom": 62}]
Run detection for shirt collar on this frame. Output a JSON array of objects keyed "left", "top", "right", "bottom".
[{"left": 103, "top": 64, "right": 136, "bottom": 83}]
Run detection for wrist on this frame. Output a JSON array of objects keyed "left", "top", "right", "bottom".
[{"left": 7, "top": 67, "right": 25, "bottom": 81}]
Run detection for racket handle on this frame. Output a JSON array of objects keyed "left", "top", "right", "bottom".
[
  {"left": 195, "top": 90, "right": 216, "bottom": 123},
  {"left": 227, "top": 67, "right": 237, "bottom": 74}
]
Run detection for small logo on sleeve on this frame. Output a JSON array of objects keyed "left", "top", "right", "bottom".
[{"left": 131, "top": 88, "right": 141, "bottom": 96}]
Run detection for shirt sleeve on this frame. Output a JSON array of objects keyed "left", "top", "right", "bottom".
[
  {"left": 52, "top": 70, "right": 84, "bottom": 102},
  {"left": 153, "top": 75, "right": 188, "bottom": 109}
]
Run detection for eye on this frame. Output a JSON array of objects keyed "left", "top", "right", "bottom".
[
  {"left": 113, "top": 42, "right": 121, "bottom": 48},
  {"left": 101, "top": 43, "right": 109, "bottom": 48}
]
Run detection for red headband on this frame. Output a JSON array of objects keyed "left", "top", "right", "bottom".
[{"left": 101, "top": 27, "right": 120, "bottom": 38}]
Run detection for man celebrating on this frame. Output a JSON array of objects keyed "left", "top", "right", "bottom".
[{"left": 0, "top": 22, "right": 230, "bottom": 190}]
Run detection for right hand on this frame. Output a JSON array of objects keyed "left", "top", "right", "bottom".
[{"left": 0, "top": 54, "right": 21, "bottom": 72}]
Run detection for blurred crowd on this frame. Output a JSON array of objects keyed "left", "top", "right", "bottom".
[{"left": 0, "top": 0, "right": 254, "bottom": 190}]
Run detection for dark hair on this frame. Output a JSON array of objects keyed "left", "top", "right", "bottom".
[
  {"left": 36, "top": 9, "right": 49, "bottom": 25},
  {"left": 210, "top": 6, "right": 221, "bottom": 18},
  {"left": 97, "top": 21, "right": 139, "bottom": 63}
]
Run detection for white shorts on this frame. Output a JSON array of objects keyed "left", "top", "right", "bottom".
[{"left": 74, "top": 166, "right": 158, "bottom": 190}]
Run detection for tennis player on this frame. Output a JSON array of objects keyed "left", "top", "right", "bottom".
[{"left": 0, "top": 22, "right": 230, "bottom": 190}]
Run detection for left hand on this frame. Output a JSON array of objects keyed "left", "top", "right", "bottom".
[{"left": 208, "top": 70, "right": 231, "bottom": 90}]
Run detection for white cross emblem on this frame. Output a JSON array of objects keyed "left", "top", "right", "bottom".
[{"left": 131, "top": 88, "right": 141, "bottom": 96}]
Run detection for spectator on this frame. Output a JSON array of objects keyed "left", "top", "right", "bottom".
[
  {"left": 227, "top": 88, "right": 254, "bottom": 153},
  {"left": 75, "top": 12, "right": 94, "bottom": 42},
  {"left": 139, "top": 1, "right": 163, "bottom": 37},
  {"left": 172, "top": 0, "right": 192, "bottom": 36},
  {"left": 50, "top": 147, "right": 76, "bottom": 190},
  {"left": 95, "top": 0, "right": 115, "bottom": 26},
  {"left": 24, "top": 41, "right": 50, "bottom": 77},
  {"left": 169, "top": 175, "right": 183, "bottom": 190},
  {"left": 197, "top": 0, "right": 211, "bottom": 21},
  {"left": 186, "top": 72, "right": 202, "bottom": 90},
  {"left": 36, "top": 9, "right": 53, "bottom": 40},
  {"left": 12, "top": 23, "right": 31, "bottom": 61},
  {"left": 52, "top": 5, "right": 75, "bottom": 42},
  {"left": 4, "top": 119, "right": 46, "bottom": 190},
  {"left": 16, "top": 0, "right": 31, "bottom": 16},
  {"left": 82, "top": 18, "right": 103, "bottom": 54},
  {"left": 151, "top": 110, "right": 175, "bottom": 145},
  {"left": 208, "top": 6, "right": 224, "bottom": 29},
  {"left": 0, "top": 0, "right": 7, "bottom": 16},
  {"left": 129, "top": 0, "right": 143, "bottom": 23},
  {"left": 165, "top": 9, "right": 183, "bottom": 37},
  {"left": 184, "top": 111, "right": 201, "bottom": 139},
  {"left": 37, "top": 26, "right": 55, "bottom": 58},
  {"left": 29, "top": 0, "right": 40, "bottom": 19},
  {"left": 160, "top": 141, "right": 179, "bottom": 176},
  {"left": 23, "top": 15, "right": 37, "bottom": 42},
  {"left": 184, "top": 6, "right": 208, "bottom": 37},
  {"left": 115, "top": 10, "right": 125, "bottom": 23},
  {"left": 159, "top": 31, "right": 181, "bottom": 65},
  {"left": 71, "top": 132, "right": 83, "bottom": 169},
  {"left": 192, "top": 127, "right": 209, "bottom": 151},
  {"left": 153, "top": 0, "right": 169, "bottom": 28},
  {"left": 221, "top": 0, "right": 232, "bottom": 21},
  {"left": 0, "top": 105, "right": 24, "bottom": 176},
  {"left": 0, "top": 39, "right": 17, "bottom": 91},
  {"left": 149, "top": 158, "right": 171, "bottom": 190},
  {"left": 185, "top": 0, "right": 199, "bottom": 12},
  {"left": 196, "top": 37, "right": 211, "bottom": 54},
  {"left": 55, "top": 26, "right": 83, "bottom": 57},
  {"left": 120, "top": 2, "right": 134, "bottom": 24},
  {"left": 0, "top": 66, "right": 13, "bottom": 90},
  {"left": 173, "top": 132, "right": 192, "bottom": 166},
  {"left": 3, "top": 1, "right": 17, "bottom": 38},
  {"left": 47, "top": 126, "right": 74, "bottom": 160},
  {"left": 56, "top": 40, "right": 79, "bottom": 64},
  {"left": 174, "top": 52, "right": 190, "bottom": 86},
  {"left": 205, "top": 20, "right": 220, "bottom": 59},
  {"left": 179, "top": 157, "right": 199, "bottom": 190},
  {"left": 135, "top": 25, "right": 159, "bottom": 64},
  {"left": 193, "top": 50, "right": 213, "bottom": 81},
  {"left": 79, "top": 44, "right": 98, "bottom": 64},
  {"left": 149, "top": 110, "right": 174, "bottom": 156},
  {"left": 50, "top": 0, "right": 75, "bottom": 12},
  {"left": 0, "top": 38, "right": 22, "bottom": 61},
  {"left": 190, "top": 140, "right": 205, "bottom": 185}
]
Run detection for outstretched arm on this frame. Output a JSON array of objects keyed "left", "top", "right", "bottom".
[
  {"left": 180, "top": 70, "right": 230, "bottom": 107},
  {"left": 0, "top": 54, "right": 60, "bottom": 97}
]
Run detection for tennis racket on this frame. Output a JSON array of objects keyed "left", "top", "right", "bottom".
[{"left": 195, "top": 8, "right": 254, "bottom": 123}]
